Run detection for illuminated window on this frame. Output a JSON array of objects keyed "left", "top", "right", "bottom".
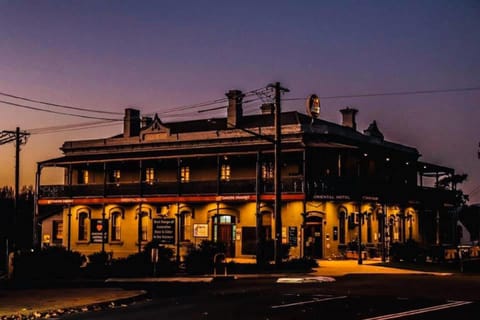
[
  {"left": 110, "top": 169, "right": 121, "bottom": 183},
  {"left": 262, "top": 162, "right": 274, "bottom": 179},
  {"left": 78, "top": 212, "right": 89, "bottom": 241},
  {"left": 111, "top": 212, "right": 122, "bottom": 241},
  {"left": 141, "top": 214, "right": 149, "bottom": 241},
  {"left": 145, "top": 168, "right": 155, "bottom": 184},
  {"left": 179, "top": 212, "right": 191, "bottom": 241},
  {"left": 221, "top": 164, "right": 231, "bottom": 182},
  {"left": 79, "top": 170, "right": 89, "bottom": 184},
  {"left": 180, "top": 166, "right": 190, "bottom": 183},
  {"left": 52, "top": 220, "right": 63, "bottom": 243}
]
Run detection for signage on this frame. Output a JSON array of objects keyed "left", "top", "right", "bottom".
[
  {"left": 91, "top": 219, "right": 108, "bottom": 243},
  {"left": 194, "top": 223, "right": 209, "bottom": 237},
  {"left": 288, "top": 226, "right": 298, "bottom": 247},
  {"left": 306, "top": 94, "right": 320, "bottom": 119},
  {"left": 152, "top": 218, "right": 176, "bottom": 244}
]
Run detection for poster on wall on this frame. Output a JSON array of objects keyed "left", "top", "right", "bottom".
[
  {"left": 90, "top": 219, "right": 108, "bottom": 243},
  {"left": 153, "top": 218, "right": 176, "bottom": 244},
  {"left": 193, "top": 223, "right": 208, "bottom": 237}
]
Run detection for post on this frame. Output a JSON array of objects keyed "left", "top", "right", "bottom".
[
  {"left": 255, "top": 152, "right": 264, "bottom": 265},
  {"left": 14, "top": 127, "right": 20, "bottom": 250},
  {"left": 269, "top": 82, "right": 289, "bottom": 267},
  {"left": 67, "top": 205, "right": 72, "bottom": 251},
  {"left": 33, "top": 165, "right": 41, "bottom": 249},
  {"left": 357, "top": 204, "right": 363, "bottom": 265},
  {"left": 381, "top": 204, "right": 387, "bottom": 262}
]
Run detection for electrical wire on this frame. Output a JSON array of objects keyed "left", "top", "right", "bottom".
[
  {"left": 0, "top": 99, "right": 121, "bottom": 121},
  {"left": 284, "top": 86, "right": 480, "bottom": 101},
  {"left": 0, "top": 91, "right": 123, "bottom": 115}
]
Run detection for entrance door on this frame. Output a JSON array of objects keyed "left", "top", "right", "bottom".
[
  {"left": 305, "top": 223, "right": 323, "bottom": 258},
  {"left": 213, "top": 215, "right": 236, "bottom": 257}
]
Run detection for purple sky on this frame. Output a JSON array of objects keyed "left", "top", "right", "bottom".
[{"left": 1, "top": 0, "right": 479, "bottom": 202}]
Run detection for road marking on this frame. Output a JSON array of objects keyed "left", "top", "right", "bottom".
[
  {"left": 362, "top": 300, "right": 473, "bottom": 320},
  {"left": 276, "top": 276, "right": 336, "bottom": 283},
  {"left": 271, "top": 295, "right": 347, "bottom": 309}
]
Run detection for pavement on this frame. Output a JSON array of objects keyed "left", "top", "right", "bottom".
[{"left": 0, "top": 259, "right": 454, "bottom": 318}]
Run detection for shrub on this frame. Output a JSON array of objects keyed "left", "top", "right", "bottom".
[
  {"left": 14, "top": 246, "right": 85, "bottom": 281},
  {"left": 390, "top": 240, "right": 425, "bottom": 263},
  {"left": 184, "top": 241, "right": 226, "bottom": 275}
]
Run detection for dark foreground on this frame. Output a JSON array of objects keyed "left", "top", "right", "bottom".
[{"left": 63, "top": 274, "right": 480, "bottom": 320}]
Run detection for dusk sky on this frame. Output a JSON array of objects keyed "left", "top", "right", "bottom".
[{"left": 0, "top": 1, "right": 479, "bottom": 203}]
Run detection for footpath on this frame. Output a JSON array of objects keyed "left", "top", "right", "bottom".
[{"left": 0, "top": 259, "right": 454, "bottom": 319}]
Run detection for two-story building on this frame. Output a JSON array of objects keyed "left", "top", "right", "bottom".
[{"left": 36, "top": 89, "right": 457, "bottom": 260}]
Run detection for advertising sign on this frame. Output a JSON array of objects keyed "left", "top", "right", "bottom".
[
  {"left": 153, "top": 218, "right": 176, "bottom": 244},
  {"left": 193, "top": 223, "right": 208, "bottom": 237},
  {"left": 91, "top": 219, "right": 108, "bottom": 243}
]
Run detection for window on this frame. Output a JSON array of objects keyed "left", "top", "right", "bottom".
[
  {"left": 221, "top": 164, "right": 231, "bottom": 182},
  {"left": 110, "top": 169, "right": 121, "bottom": 183},
  {"left": 141, "top": 214, "right": 149, "bottom": 241},
  {"left": 262, "top": 162, "right": 274, "bottom": 179},
  {"left": 111, "top": 212, "right": 122, "bottom": 241},
  {"left": 338, "top": 209, "right": 346, "bottom": 244},
  {"left": 179, "top": 212, "right": 191, "bottom": 241},
  {"left": 79, "top": 170, "right": 89, "bottom": 184},
  {"left": 78, "top": 212, "right": 89, "bottom": 241},
  {"left": 180, "top": 166, "right": 190, "bottom": 183},
  {"left": 52, "top": 220, "right": 63, "bottom": 243},
  {"left": 145, "top": 168, "right": 155, "bottom": 184}
]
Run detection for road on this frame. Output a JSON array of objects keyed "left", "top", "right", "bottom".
[{"left": 64, "top": 274, "right": 480, "bottom": 319}]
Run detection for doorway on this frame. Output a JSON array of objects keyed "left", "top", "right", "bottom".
[
  {"left": 305, "top": 221, "right": 323, "bottom": 258},
  {"left": 213, "top": 215, "right": 236, "bottom": 257}
]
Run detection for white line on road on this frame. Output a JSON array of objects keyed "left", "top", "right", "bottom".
[
  {"left": 271, "top": 295, "right": 347, "bottom": 309},
  {"left": 362, "top": 300, "right": 473, "bottom": 320}
]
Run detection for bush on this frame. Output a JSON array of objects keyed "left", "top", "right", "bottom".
[
  {"left": 14, "top": 246, "right": 85, "bottom": 281},
  {"left": 282, "top": 257, "right": 319, "bottom": 271},
  {"left": 184, "top": 241, "right": 226, "bottom": 275},
  {"left": 390, "top": 240, "right": 425, "bottom": 263}
]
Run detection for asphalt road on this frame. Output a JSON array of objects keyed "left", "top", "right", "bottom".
[{"left": 64, "top": 274, "right": 480, "bottom": 320}]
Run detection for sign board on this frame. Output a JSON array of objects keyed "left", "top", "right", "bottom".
[
  {"left": 152, "top": 218, "right": 176, "bottom": 244},
  {"left": 288, "top": 226, "right": 298, "bottom": 247},
  {"left": 91, "top": 219, "right": 108, "bottom": 243},
  {"left": 193, "top": 223, "right": 209, "bottom": 237},
  {"left": 306, "top": 94, "right": 320, "bottom": 119}
]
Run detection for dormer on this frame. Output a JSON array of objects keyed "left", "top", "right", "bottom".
[{"left": 141, "top": 114, "right": 171, "bottom": 141}]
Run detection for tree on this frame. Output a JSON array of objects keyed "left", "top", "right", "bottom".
[{"left": 436, "top": 173, "right": 469, "bottom": 206}]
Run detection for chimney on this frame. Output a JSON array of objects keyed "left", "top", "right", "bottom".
[
  {"left": 124, "top": 108, "right": 141, "bottom": 137},
  {"left": 340, "top": 107, "right": 358, "bottom": 130},
  {"left": 226, "top": 90, "right": 244, "bottom": 128},
  {"left": 260, "top": 103, "right": 274, "bottom": 115}
]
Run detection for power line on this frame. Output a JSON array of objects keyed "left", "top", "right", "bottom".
[
  {"left": 284, "top": 86, "right": 480, "bottom": 101},
  {"left": 0, "top": 99, "right": 121, "bottom": 121},
  {"left": 0, "top": 91, "right": 123, "bottom": 115},
  {"left": 28, "top": 120, "right": 121, "bottom": 134}
]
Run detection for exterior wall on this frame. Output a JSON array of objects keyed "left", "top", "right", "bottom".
[{"left": 50, "top": 199, "right": 422, "bottom": 261}]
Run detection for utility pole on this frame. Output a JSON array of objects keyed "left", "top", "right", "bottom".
[
  {"left": 268, "top": 82, "right": 289, "bottom": 267},
  {"left": 0, "top": 128, "right": 30, "bottom": 252}
]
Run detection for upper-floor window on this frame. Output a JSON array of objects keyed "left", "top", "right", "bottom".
[
  {"left": 145, "top": 168, "right": 155, "bottom": 184},
  {"left": 221, "top": 164, "right": 231, "bottom": 182},
  {"left": 111, "top": 212, "right": 122, "bottom": 241},
  {"left": 78, "top": 212, "right": 89, "bottom": 241},
  {"left": 180, "top": 166, "right": 190, "bottom": 183},
  {"left": 79, "top": 170, "right": 89, "bottom": 184},
  {"left": 110, "top": 169, "right": 121, "bottom": 183},
  {"left": 262, "top": 162, "right": 274, "bottom": 179}
]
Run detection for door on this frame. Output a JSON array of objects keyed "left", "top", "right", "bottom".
[
  {"left": 213, "top": 215, "right": 236, "bottom": 257},
  {"left": 305, "top": 223, "right": 323, "bottom": 258}
]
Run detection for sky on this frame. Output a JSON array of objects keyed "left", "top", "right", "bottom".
[{"left": 0, "top": 0, "right": 479, "bottom": 202}]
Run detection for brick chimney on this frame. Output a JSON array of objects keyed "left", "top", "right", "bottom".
[
  {"left": 340, "top": 107, "right": 358, "bottom": 130},
  {"left": 124, "top": 108, "right": 141, "bottom": 137},
  {"left": 226, "top": 90, "right": 244, "bottom": 128}
]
